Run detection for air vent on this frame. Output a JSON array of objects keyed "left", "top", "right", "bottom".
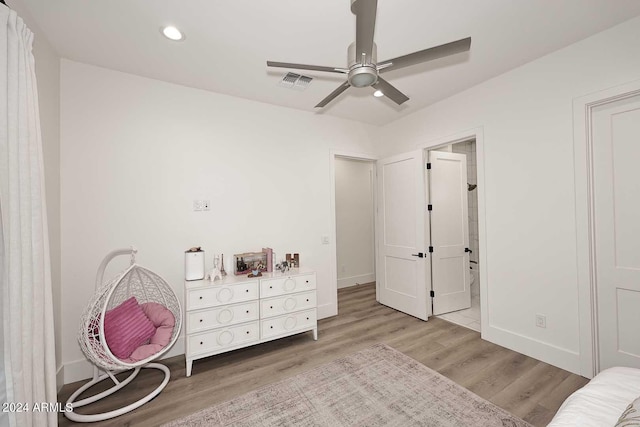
[{"left": 278, "top": 72, "right": 313, "bottom": 91}]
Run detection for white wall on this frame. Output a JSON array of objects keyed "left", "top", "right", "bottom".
[
  {"left": 335, "top": 158, "right": 375, "bottom": 289},
  {"left": 373, "top": 16, "right": 640, "bottom": 375},
  {"left": 7, "top": 0, "right": 62, "bottom": 388},
  {"left": 59, "top": 60, "right": 377, "bottom": 383}
]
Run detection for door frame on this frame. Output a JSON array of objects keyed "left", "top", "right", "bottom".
[
  {"left": 329, "top": 150, "right": 378, "bottom": 316},
  {"left": 573, "top": 79, "right": 640, "bottom": 378},
  {"left": 420, "top": 128, "right": 487, "bottom": 334}
]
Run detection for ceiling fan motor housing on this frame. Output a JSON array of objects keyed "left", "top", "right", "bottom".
[{"left": 348, "top": 42, "right": 378, "bottom": 87}]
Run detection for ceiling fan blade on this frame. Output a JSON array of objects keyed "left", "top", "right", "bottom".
[
  {"left": 378, "top": 37, "right": 471, "bottom": 73},
  {"left": 315, "top": 81, "right": 351, "bottom": 108},
  {"left": 267, "top": 61, "right": 348, "bottom": 74},
  {"left": 372, "top": 77, "right": 409, "bottom": 105},
  {"left": 351, "top": 0, "right": 377, "bottom": 64}
]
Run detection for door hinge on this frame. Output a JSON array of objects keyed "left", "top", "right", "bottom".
[
  {"left": 427, "top": 204, "right": 432, "bottom": 211},
  {"left": 426, "top": 162, "right": 431, "bottom": 170},
  {"left": 428, "top": 246, "right": 434, "bottom": 253},
  {"left": 430, "top": 290, "right": 435, "bottom": 298}
]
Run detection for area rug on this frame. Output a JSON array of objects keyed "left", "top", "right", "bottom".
[{"left": 164, "top": 343, "right": 532, "bottom": 427}]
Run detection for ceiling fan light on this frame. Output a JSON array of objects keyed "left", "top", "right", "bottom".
[
  {"left": 351, "top": 73, "right": 375, "bottom": 88},
  {"left": 373, "top": 90, "right": 384, "bottom": 97},
  {"left": 161, "top": 26, "right": 184, "bottom": 41},
  {"left": 349, "top": 67, "right": 378, "bottom": 87}
]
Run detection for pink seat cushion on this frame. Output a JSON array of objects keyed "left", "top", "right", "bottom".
[
  {"left": 104, "top": 297, "right": 156, "bottom": 359},
  {"left": 125, "top": 302, "right": 175, "bottom": 363}
]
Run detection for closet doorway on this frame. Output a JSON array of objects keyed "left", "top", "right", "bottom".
[{"left": 334, "top": 156, "right": 376, "bottom": 291}]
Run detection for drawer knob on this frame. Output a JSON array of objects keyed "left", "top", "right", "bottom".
[
  {"left": 306, "top": 280, "right": 309, "bottom": 283},
  {"left": 199, "top": 319, "right": 203, "bottom": 322},
  {"left": 200, "top": 341, "right": 203, "bottom": 345},
  {"left": 270, "top": 326, "right": 273, "bottom": 329},
  {"left": 270, "top": 306, "right": 273, "bottom": 309},
  {"left": 246, "top": 331, "right": 250, "bottom": 334},
  {"left": 246, "top": 310, "right": 249, "bottom": 314},
  {"left": 306, "top": 317, "right": 309, "bottom": 320},
  {"left": 246, "top": 289, "right": 249, "bottom": 293},
  {"left": 269, "top": 286, "right": 273, "bottom": 289},
  {"left": 199, "top": 296, "right": 203, "bottom": 300},
  {"left": 306, "top": 299, "right": 309, "bottom": 302}
]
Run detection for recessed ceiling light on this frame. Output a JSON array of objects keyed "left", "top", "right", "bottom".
[
  {"left": 373, "top": 90, "right": 384, "bottom": 97},
  {"left": 161, "top": 26, "right": 184, "bottom": 41}
]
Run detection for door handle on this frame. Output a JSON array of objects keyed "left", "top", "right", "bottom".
[
  {"left": 411, "top": 253, "right": 424, "bottom": 258},
  {"left": 465, "top": 248, "right": 472, "bottom": 253}
]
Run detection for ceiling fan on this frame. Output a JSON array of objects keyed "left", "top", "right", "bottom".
[{"left": 266, "top": 0, "right": 471, "bottom": 108}]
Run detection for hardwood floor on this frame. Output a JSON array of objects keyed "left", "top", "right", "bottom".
[{"left": 58, "top": 283, "right": 588, "bottom": 426}]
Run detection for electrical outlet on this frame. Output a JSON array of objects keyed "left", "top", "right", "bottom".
[
  {"left": 202, "top": 200, "right": 210, "bottom": 211},
  {"left": 535, "top": 314, "right": 546, "bottom": 328},
  {"left": 193, "top": 200, "right": 203, "bottom": 211}
]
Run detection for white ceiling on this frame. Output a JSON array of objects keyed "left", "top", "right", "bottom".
[{"left": 17, "top": 0, "right": 640, "bottom": 125}]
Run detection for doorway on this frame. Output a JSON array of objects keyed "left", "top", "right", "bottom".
[
  {"left": 334, "top": 157, "right": 376, "bottom": 290},
  {"left": 430, "top": 140, "right": 481, "bottom": 332},
  {"left": 574, "top": 81, "right": 640, "bottom": 377},
  {"left": 591, "top": 93, "right": 640, "bottom": 371},
  {"left": 374, "top": 131, "right": 486, "bottom": 333}
]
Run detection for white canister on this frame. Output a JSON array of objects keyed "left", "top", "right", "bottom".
[{"left": 185, "top": 248, "right": 205, "bottom": 281}]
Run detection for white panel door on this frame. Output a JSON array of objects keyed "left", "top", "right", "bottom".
[
  {"left": 592, "top": 94, "right": 640, "bottom": 370},
  {"left": 429, "top": 151, "right": 471, "bottom": 315},
  {"left": 376, "top": 151, "right": 430, "bottom": 320}
]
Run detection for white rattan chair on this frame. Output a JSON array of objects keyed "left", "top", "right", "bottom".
[{"left": 65, "top": 247, "right": 182, "bottom": 422}]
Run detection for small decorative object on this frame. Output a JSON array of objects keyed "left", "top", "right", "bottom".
[
  {"left": 234, "top": 251, "right": 268, "bottom": 275},
  {"left": 207, "top": 267, "right": 222, "bottom": 282},
  {"left": 286, "top": 253, "right": 300, "bottom": 268},
  {"left": 219, "top": 254, "right": 227, "bottom": 276},
  {"left": 276, "top": 260, "right": 290, "bottom": 273},
  {"left": 247, "top": 269, "right": 262, "bottom": 278}
]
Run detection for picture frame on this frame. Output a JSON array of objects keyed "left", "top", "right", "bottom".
[{"left": 234, "top": 252, "right": 268, "bottom": 275}]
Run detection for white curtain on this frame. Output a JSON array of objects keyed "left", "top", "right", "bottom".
[{"left": 0, "top": 6, "right": 57, "bottom": 427}]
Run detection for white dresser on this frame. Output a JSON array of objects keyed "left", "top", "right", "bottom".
[{"left": 184, "top": 268, "right": 317, "bottom": 377}]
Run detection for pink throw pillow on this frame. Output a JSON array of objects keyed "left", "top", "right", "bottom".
[
  {"left": 141, "top": 302, "right": 175, "bottom": 344},
  {"left": 126, "top": 343, "right": 164, "bottom": 363},
  {"left": 104, "top": 297, "right": 156, "bottom": 360},
  {"left": 126, "top": 303, "right": 175, "bottom": 363}
]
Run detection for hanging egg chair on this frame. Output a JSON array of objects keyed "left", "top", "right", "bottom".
[{"left": 65, "top": 247, "right": 182, "bottom": 423}]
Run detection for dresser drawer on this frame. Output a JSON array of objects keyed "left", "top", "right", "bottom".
[
  {"left": 188, "top": 321, "right": 259, "bottom": 356},
  {"left": 260, "top": 274, "right": 316, "bottom": 298},
  {"left": 261, "top": 309, "right": 316, "bottom": 339},
  {"left": 187, "top": 281, "right": 258, "bottom": 310},
  {"left": 187, "top": 301, "right": 259, "bottom": 333},
  {"left": 260, "top": 291, "right": 316, "bottom": 319}
]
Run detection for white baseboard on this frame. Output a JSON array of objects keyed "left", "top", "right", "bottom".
[
  {"left": 337, "top": 273, "right": 375, "bottom": 289},
  {"left": 483, "top": 324, "right": 581, "bottom": 376},
  {"left": 62, "top": 336, "right": 186, "bottom": 385},
  {"left": 317, "top": 302, "right": 337, "bottom": 319},
  {"left": 63, "top": 358, "right": 94, "bottom": 384},
  {"left": 56, "top": 365, "right": 64, "bottom": 392}
]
